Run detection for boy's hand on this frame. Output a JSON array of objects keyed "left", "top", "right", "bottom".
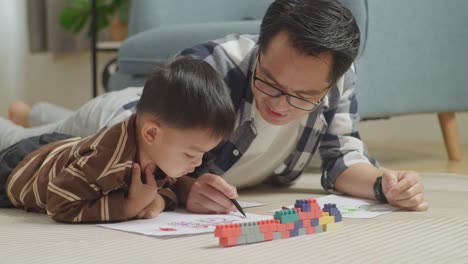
[
  {"left": 382, "top": 170, "right": 429, "bottom": 211},
  {"left": 136, "top": 193, "right": 165, "bottom": 219},
  {"left": 185, "top": 173, "right": 238, "bottom": 214},
  {"left": 123, "top": 163, "right": 158, "bottom": 219}
]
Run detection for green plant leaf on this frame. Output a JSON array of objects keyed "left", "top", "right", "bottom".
[{"left": 60, "top": 0, "right": 127, "bottom": 36}]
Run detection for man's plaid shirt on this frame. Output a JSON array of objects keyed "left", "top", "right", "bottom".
[{"left": 180, "top": 34, "right": 378, "bottom": 193}]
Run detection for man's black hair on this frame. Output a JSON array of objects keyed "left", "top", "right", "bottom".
[{"left": 258, "top": 0, "right": 360, "bottom": 83}]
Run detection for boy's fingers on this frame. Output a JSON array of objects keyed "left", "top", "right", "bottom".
[
  {"left": 136, "top": 209, "right": 147, "bottom": 219},
  {"left": 144, "top": 163, "right": 157, "bottom": 186},
  {"left": 131, "top": 163, "right": 142, "bottom": 185}
]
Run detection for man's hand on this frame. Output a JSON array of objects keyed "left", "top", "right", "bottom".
[
  {"left": 123, "top": 163, "right": 158, "bottom": 219},
  {"left": 185, "top": 173, "right": 238, "bottom": 214},
  {"left": 382, "top": 170, "right": 429, "bottom": 211}
]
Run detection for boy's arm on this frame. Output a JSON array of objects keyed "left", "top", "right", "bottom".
[
  {"left": 46, "top": 162, "right": 157, "bottom": 223},
  {"left": 46, "top": 170, "right": 127, "bottom": 223}
]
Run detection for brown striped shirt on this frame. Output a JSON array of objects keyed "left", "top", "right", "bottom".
[{"left": 6, "top": 115, "right": 178, "bottom": 223}]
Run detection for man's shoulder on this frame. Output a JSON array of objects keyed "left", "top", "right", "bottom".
[{"left": 180, "top": 34, "right": 258, "bottom": 63}]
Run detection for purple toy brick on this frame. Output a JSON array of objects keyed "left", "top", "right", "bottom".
[{"left": 310, "top": 218, "right": 319, "bottom": 226}]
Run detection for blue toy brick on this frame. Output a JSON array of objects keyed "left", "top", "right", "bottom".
[
  {"left": 310, "top": 218, "right": 319, "bottom": 226},
  {"left": 294, "top": 199, "right": 311, "bottom": 212},
  {"left": 274, "top": 209, "right": 299, "bottom": 223},
  {"left": 298, "top": 228, "right": 307, "bottom": 236},
  {"left": 273, "top": 232, "right": 282, "bottom": 240},
  {"left": 290, "top": 228, "right": 299, "bottom": 237},
  {"left": 294, "top": 221, "right": 303, "bottom": 229},
  {"left": 334, "top": 214, "right": 342, "bottom": 222},
  {"left": 323, "top": 204, "right": 342, "bottom": 221}
]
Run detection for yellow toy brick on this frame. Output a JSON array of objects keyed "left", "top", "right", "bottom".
[
  {"left": 318, "top": 212, "right": 335, "bottom": 225},
  {"left": 323, "top": 221, "right": 344, "bottom": 232}
]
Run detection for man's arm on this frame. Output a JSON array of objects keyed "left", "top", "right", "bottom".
[{"left": 320, "top": 67, "right": 428, "bottom": 211}]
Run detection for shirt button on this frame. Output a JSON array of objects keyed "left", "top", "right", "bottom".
[{"left": 232, "top": 149, "right": 240, "bottom": 156}]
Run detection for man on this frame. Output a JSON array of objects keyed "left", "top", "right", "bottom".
[{"left": 7, "top": 0, "right": 428, "bottom": 214}]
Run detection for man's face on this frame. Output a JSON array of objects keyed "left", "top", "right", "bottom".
[{"left": 252, "top": 31, "right": 333, "bottom": 125}]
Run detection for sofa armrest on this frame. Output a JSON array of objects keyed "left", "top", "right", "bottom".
[{"left": 118, "top": 20, "right": 261, "bottom": 75}]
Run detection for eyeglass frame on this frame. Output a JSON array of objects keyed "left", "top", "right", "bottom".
[{"left": 252, "top": 54, "right": 332, "bottom": 112}]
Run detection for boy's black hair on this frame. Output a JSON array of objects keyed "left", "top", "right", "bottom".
[
  {"left": 258, "top": 0, "right": 360, "bottom": 83},
  {"left": 136, "top": 56, "right": 236, "bottom": 139}
]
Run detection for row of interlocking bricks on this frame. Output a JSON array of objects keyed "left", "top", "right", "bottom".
[{"left": 214, "top": 199, "right": 343, "bottom": 247}]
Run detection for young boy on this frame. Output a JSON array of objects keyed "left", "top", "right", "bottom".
[{"left": 0, "top": 56, "right": 236, "bottom": 223}]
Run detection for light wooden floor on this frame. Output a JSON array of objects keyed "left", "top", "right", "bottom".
[
  {"left": 366, "top": 140, "right": 468, "bottom": 175},
  {"left": 307, "top": 141, "right": 468, "bottom": 176}
]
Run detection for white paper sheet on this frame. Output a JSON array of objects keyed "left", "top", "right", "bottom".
[
  {"left": 269, "top": 194, "right": 398, "bottom": 218},
  {"left": 238, "top": 201, "right": 265, "bottom": 208},
  {"left": 98, "top": 209, "right": 272, "bottom": 237}
]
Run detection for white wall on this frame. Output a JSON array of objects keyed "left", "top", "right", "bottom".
[
  {"left": 0, "top": 0, "right": 466, "bottom": 145},
  {"left": 0, "top": 0, "right": 112, "bottom": 117},
  {"left": 0, "top": 0, "right": 27, "bottom": 114}
]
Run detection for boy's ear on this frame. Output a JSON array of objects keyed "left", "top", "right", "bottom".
[{"left": 141, "top": 119, "right": 161, "bottom": 145}]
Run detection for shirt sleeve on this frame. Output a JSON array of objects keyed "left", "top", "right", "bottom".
[
  {"left": 319, "top": 65, "right": 379, "bottom": 193},
  {"left": 46, "top": 161, "right": 128, "bottom": 223}
]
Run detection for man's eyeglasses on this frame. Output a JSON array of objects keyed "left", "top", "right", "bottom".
[{"left": 252, "top": 55, "right": 330, "bottom": 112}]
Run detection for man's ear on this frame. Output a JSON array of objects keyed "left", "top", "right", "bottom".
[{"left": 141, "top": 119, "right": 161, "bottom": 145}]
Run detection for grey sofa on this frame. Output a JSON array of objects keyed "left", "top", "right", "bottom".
[{"left": 108, "top": 0, "right": 468, "bottom": 161}]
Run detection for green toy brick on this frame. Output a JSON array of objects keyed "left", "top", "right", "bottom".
[{"left": 274, "top": 209, "right": 299, "bottom": 223}]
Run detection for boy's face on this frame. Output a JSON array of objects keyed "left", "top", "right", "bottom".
[
  {"left": 148, "top": 125, "right": 222, "bottom": 178},
  {"left": 251, "top": 31, "right": 333, "bottom": 126}
]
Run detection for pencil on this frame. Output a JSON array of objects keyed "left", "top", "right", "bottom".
[{"left": 231, "top": 199, "right": 246, "bottom": 217}]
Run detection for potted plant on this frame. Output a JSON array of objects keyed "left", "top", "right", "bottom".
[{"left": 60, "top": 0, "right": 130, "bottom": 41}]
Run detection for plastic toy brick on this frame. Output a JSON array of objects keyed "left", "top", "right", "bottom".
[
  {"left": 318, "top": 212, "right": 335, "bottom": 225},
  {"left": 273, "top": 232, "right": 282, "bottom": 240},
  {"left": 258, "top": 219, "right": 278, "bottom": 233},
  {"left": 215, "top": 198, "right": 343, "bottom": 247},
  {"left": 310, "top": 218, "right": 319, "bottom": 226},
  {"left": 281, "top": 231, "right": 290, "bottom": 239},
  {"left": 264, "top": 232, "right": 274, "bottom": 241},
  {"left": 323, "top": 203, "right": 342, "bottom": 222},
  {"left": 289, "top": 228, "right": 299, "bottom": 237},
  {"left": 294, "top": 221, "right": 303, "bottom": 229},
  {"left": 214, "top": 223, "right": 241, "bottom": 238},
  {"left": 237, "top": 236, "right": 247, "bottom": 245},
  {"left": 314, "top": 225, "right": 323, "bottom": 233},
  {"left": 277, "top": 223, "right": 287, "bottom": 232},
  {"left": 274, "top": 208, "right": 299, "bottom": 223},
  {"left": 220, "top": 236, "right": 238, "bottom": 247},
  {"left": 323, "top": 222, "right": 344, "bottom": 232},
  {"left": 285, "top": 222, "right": 295, "bottom": 230},
  {"left": 240, "top": 222, "right": 260, "bottom": 236},
  {"left": 298, "top": 228, "right": 307, "bottom": 236},
  {"left": 294, "top": 199, "right": 311, "bottom": 212}
]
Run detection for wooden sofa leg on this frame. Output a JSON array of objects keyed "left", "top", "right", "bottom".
[{"left": 437, "top": 112, "right": 462, "bottom": 161}]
